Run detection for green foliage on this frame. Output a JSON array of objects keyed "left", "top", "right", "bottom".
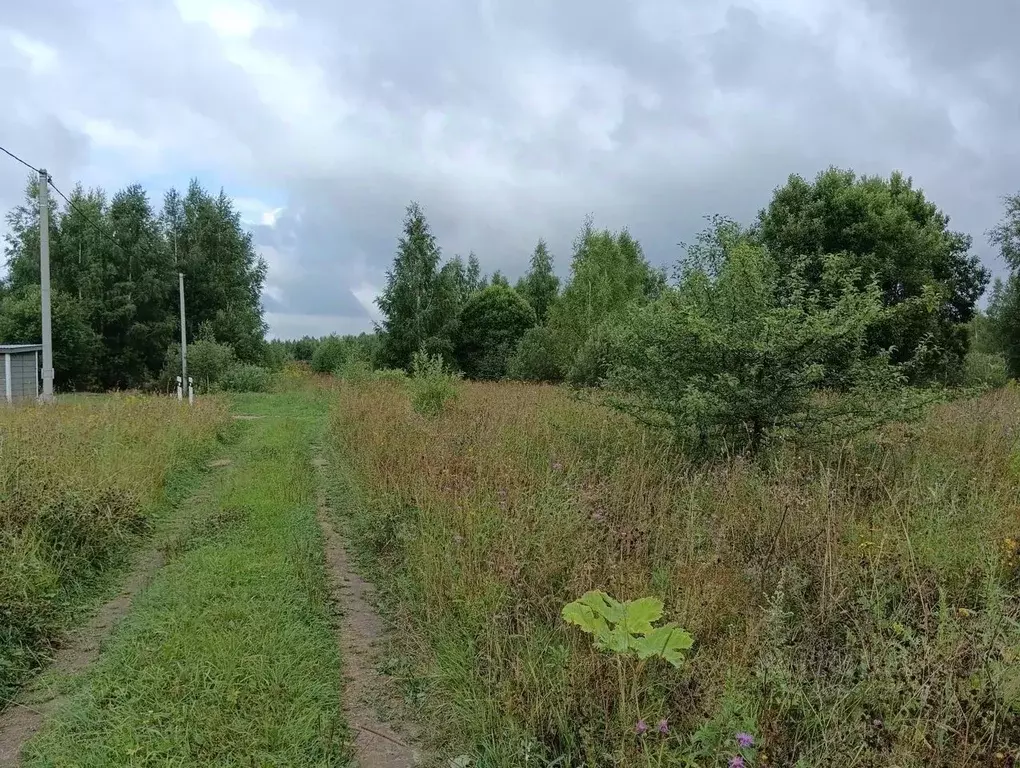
[
  {"left": 757, "top": 167, "right": 990, "bottom": 381},
  {"left": 516, "top": 239, "right": 560, "bottom": 323},
  {"left": 608, "top": 242, "right": 923, "bottom": 455},
  {"left": 985, "top": 277, "right": 1020, "bottom": 377},
  {"left": 377, "top": 202, "right": 460, "bottom": 370},
  {"left": 548, "top": 218, "right": 660, "bottom": 369},
  {"left": 986, "top": 195, "right": 1020, "bottom": 377},
  {"left": 566, "top": 320, "right": 625, "bottom": 387},
  {"left": 0, "top": 286, "right": 101, "bottom": 391},
  {"left": 507, "top": 326, "right": 568, "bottom": 383},
  {"left": 962, "top": 351, "right": 1009, "bottom": 389},
  {"left": 562, "top": 591, "right": 693, "bottom": 668},
  {"left": 220, "top": 364, "right": 273, "bottom": 392},
  {"left": 162, "top": 339, "right": 236, "bottom": 393},
  {"left": 311, "top": 335, "right": 350, "bottom": 374},
  {"left": 989, "top": 191, "right": 1020, "bottom": 271},
  {"left": 456, "top": 285, "right": 537, "bottom": 380},
  {"left": 1, "top": 175, "right": 266, "bottom": 391},
  {"left": 409, "top": 349, "right": 459, "bottom": 416}
]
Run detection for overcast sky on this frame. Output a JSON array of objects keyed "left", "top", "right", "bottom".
[{"left": 2, "top": 0, "right": 1018, "bottom": 338}]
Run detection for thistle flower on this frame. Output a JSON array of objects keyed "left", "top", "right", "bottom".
[
  {"left": 657, "top": 719, "right": 669, "bottom": 735},
  {"left": 729, "top": 757, "right": 745, "bottom": 768},
  {"left": 736, "top": 732, "right": 755, "bottom": 749},
  {"left": 635, "top": 719, "right": 649, "bottom": 736}
]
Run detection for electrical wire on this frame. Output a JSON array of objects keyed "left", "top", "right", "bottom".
[
  {"left": 0, "top": 144, "right": 41, "bottom": 175},
  {"left": 1, "top": 143, "right": 170, "bottom": 262},
  {"left": 46, "top": 178, "right": 133, "bottom": 255}
]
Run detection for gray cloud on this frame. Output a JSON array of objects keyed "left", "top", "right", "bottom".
[{"left": 1, "top": 0, "right": 1017, "bottom": 338}]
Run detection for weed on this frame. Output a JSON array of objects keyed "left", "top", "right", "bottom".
[
  {"left": 409, "top": 349, "right": 459, "bottom": 417},
  {"left": 330, "top": 380, "right": 1020, "bottom": 766},
  {"left": 0, "top": 395, "right": 228, "bottom": 702}
]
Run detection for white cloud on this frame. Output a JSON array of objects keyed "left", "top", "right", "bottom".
[{"left": 5, "top": 29, "right": 59, "bottom": 74}]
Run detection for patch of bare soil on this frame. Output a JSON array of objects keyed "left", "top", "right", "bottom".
[
  {"left": 207, "top": 458, "right": 232, "bottom": 468},
  {"left": 314, "top": 457, "right": 425, "bottom": 768},
  {"left": 0, "top": 550, "right": 166, "bottom": 767}
]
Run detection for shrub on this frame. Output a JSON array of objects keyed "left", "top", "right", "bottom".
[
  {"left": 608, "top": 243, "right": 926, "bottom": 456},
  {"left": 566, "top": 321, "right": 625, "bottom": 387},
  {"left": 455, "top": 285, "right": 537, "bottom": 380},
  {"left": 220, "top": 364, "right": 274, "bottom": 392},
  {"left": 961, "top": 351, "right": 1009, "bottom": 388},
  {"left": 162, "top": 339, "right": 237, "bottom": 393},
  {"left": 507, "top": 327, "right": 567, "bottom": 383},
  {"left": 310, "top": 335, "right": 350, "bottom": 374},
  {"left": 408, "top": 349, "right": 458, "bottom": 416}
]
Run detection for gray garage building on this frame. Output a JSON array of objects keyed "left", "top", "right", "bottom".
[{"left": 1, "top": 344, "right": 42, "bottom": 403}]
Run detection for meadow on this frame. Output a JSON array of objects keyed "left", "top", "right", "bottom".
[
  {"left": 329, "top": 379, "right": 1020, "bottom": 767},
  {"left": 0, "top": 395, "right": 229, "bottom": 702}
]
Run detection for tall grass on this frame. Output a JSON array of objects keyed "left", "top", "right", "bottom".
[
  {"left": 0, "top": 395, "right": 229, "bottom": 701},
  {"left": 329, "top": 381, "right": 1020, "bottom": 766}
]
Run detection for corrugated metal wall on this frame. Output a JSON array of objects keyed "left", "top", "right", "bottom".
[{"left": 4, "top": 352, "right": 39, "bottom": 402}]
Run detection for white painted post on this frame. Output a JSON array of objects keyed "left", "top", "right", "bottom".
[
  {"left": 176, "top": 375, "right": 183, "bottom": 401},
  {"left": 188, "top": 377, "right": 194, "bottom": 405},
  {"left": 4, "top": 353, "right": 11, "bottom": 404},
  {"left": 34, "top": 350, "right": 39, "bottom": 398}
]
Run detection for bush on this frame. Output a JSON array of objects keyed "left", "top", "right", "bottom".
[
  {"left": 566, "top": 321, "right": 624, "bottom": 387},
  {"left": 962, "top": 351, "right": 1009, "bottom": 388},
  {"left": 311, "top": 335, "right": 350, "bottom": 374},
  {"left": 455, "top": 285, "right": 537, "bottom": 380},
  {"left": 162, "top": 339, "right": 237, "bottom": 393},
  {"left": 507, "top": 327, "right": 567, "bottom": 383},
  {"left": 408, "top": 349, "right": 458, "bottom": 417},
  {"left": 220, "top": 364, "right": 274, "bottom": 392},
  {"left": 608, "top": 243, "right": 926, "bottom": 456}
]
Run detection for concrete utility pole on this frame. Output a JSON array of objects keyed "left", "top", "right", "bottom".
[
  {"left": 38, "top": 169, "right": 54, "bottom": 401},
  {"left": 179, "top": 272, "right": 188, "bottom": 401}
]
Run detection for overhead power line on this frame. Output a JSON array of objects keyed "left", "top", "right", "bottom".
[
  {"left": 1, "top": 142, "right": 174, "bottom": 265},
  {"left": 0, "top": 144, "right": 42, "bottom": 175}
]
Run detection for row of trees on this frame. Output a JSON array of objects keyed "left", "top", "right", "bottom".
[
  {"left": 368, "top": 168, "right": 992, "bottom": 384},
  {"left": 356, "top": 167, "right": 1015, "bottom": 453},
  {"left": 1, "top": 176, "right": 267, "bottom": 390}
]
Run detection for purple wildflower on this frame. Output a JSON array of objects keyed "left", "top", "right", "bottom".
[
  {"left": 657, "top": 719, "right": 669, "bottom": 735},
  {"left": 728, "top": 757, "right": 745, "bottom": 768},
  {"left": 635, "top": 719, "right": 649, "bottom": 736},
  {"left": 736, "top": 732, "right": 755, "bottom": 749}
]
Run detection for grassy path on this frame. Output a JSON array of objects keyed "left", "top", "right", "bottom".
[{"left": 21, "top": 393, "right": 351, "bottom": 766}]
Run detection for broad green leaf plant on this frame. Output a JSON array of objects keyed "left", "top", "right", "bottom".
[
  {"left": 562, "top": 591, "right": 693, "bottom": 667},
  {"left": 563, "top": 590, "right": 694, "bottom": 758}
]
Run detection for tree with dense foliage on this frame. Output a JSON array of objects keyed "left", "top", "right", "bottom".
[
  {"left": 455, "top": 285, "right": 537, "bottom": 379},
  {"left": 1, "top": 174, "right": 267, "bottom": 391},
  {"left": 516, "top": 239, "right": 560, "bottom": 323},
  {"left": 987, "top": 193, "right": 1020, "bottom": 377},
  {"left": 607, "top": 242, "right": 920, "bottom": 455},
  {"left": 757, "top": 168, "right": 989, "bottom": 381},
  {"left": 547, "top": 218, "right": 659, "bottom": 367},
  {"left": 0, "top": 286, "right": 100, "bottom": 391},
  {"left": 507, "top": 326, "right": 568, "bottom": 382},
  {"left": 162, "top": 182, "right": 268, "bottom": 364},
  {"left": 377, "top": 202, "right": 460, "bottom": 369}
]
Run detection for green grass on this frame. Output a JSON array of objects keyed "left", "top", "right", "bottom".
[
  {"left": 329, "top": 380, "right": 1020, "bottom": 767},
  {"left": 23, "top": 392, "right": 351, "bottom": 767},
  {"left": 1, "top": 394, "right": 230, "bottom": 703}
]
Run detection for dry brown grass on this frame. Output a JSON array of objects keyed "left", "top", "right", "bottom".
[
  {"left": 330, "top": 380, "right": 1020, "bottom": 766},
  {"left": 0, "top": 395, "right": 229, "bottom": 701}
]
